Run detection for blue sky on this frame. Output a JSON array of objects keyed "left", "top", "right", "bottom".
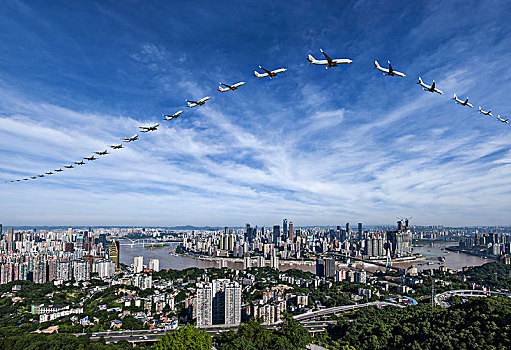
[{"left": 1, "top": 0, "right": 511, "bottom": 226}]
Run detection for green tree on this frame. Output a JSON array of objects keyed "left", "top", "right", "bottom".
[{"left": 152, "top": 324, "right": 212, "bottom": 350}]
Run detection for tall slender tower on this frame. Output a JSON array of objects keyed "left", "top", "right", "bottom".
[{"left": 108, "top": 241, "right": 120, "bottom": 270}]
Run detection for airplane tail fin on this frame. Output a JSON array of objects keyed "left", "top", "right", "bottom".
[
  {"left": 253, "top": 71, "right": 261, "bottom": 78},
  {"left": 453, "top": 93, "right": 457, "bottom": 100},
  {"left": 187, "top": 101, "right": 194, "bottom": 107},
  {"left": 307, "top": 54, "right": 315, "bottom": 64},
  {"left": 478, "top": 106, "right": 482, "bottom": 111},
  {"left": 374, "top": 61, "right": 380, "bottom": 69},
  {"left": 417, "top": 77, "right": 422, "bottom": 84}
]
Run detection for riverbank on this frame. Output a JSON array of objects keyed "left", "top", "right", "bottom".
[{"left": 446, "top": 246, "right": 497, "bottom": 261}]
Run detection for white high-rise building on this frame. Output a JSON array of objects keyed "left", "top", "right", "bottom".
[
  {"left": 196, "top": 283, "right": 213, "bottom": 326},
  {"left": 149, "top": 259, "right": 160, "bottom": 272},
  {"left": 134, "top": 256, "right": 144, "bottom": 273},
  {"left": 196, "top": 279, "right": 241, "bottom": 327},
  {"left": 72, "top": 260, "right": 90, "bottom": 282}
]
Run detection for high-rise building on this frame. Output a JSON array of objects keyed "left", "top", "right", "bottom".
[
  {"left": 134, "top": 256, "right": 144, "bottom": 273},
  {"left": 358, "top": 223, "right": 363, "bottom": 240},
  {"left": 316, "top": 258, "right": 335, "bottom": 278},
  {"left": 289, "top": 222, "right": 294, "bottom": 242},
  {"left": 386, "top": 221, "right": 412, "bottom": 257},
  {"left": 283, "top": 219, "right": 288, "bottom": 239},
  {"left": 246, "top": 223, "right": 255, "bottom": 243},
  {"left": 196, "top": 283, "right": 213, "bottom": 326},
  {"left": 73, "top": 260, "right": 90, "bottom": 282},
  {"left": 346, "top": 223, "right": 350, "bottom": 240},
  {"left": 273, "top": 225, "right": 280, "bottom": 243},
  {"left": 149, "top": 259, "right": 160, "bottom": 272},
  {"left": 108, "top": 241, "right": 120, "bottom": 269},
  {"left": 203, "top": 279, "right": 241, "bottom": 326}
]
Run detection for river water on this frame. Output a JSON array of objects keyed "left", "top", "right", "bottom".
[{"left": 120, "top": 241, "right": 488, "bottom": 272}]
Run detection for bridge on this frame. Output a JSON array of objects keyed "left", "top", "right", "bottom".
[
  {"left": 328, "top": 252, "right": 405, "bottom": 273},
  {"left": 434, "top": 289, "right": 511, "bottom": 308},
  {"left": 118, "top": 237, "right": 182, "bottom": 248}
]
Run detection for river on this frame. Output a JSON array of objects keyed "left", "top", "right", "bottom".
[{"left": 120, "top": 241, "right": 488, "bottom": 273}]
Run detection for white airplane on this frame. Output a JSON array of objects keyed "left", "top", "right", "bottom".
[
  {"left": 164, "top": 110, "right": 182, "bottom": 120},
  {"left": 109, "top": 144, "right": 123, "bottom": 150},
  {"left": 497, "top": 115, "right": 509, "bottom": 124},
  {"left": 45, "top": 172, "right": 53, "bottom": 175},
  {"left": 218, "top": 81, "right": 245, "bottom": 92},
  {"left": 139, "top": 123, "right": 160, "bottom": 132},
  {"left": 478, "top": 107, "right": 492, "bottom": 116},
  {"left": 54, "top": 169, "right": 64, "bottom": 172},
  {"left": 186, "top": 97, "right": 210, "bottom": 108},
  {"left": 253, "top": 66, "right": 287, "bottom": 79},
  {"left": 374, "top": 61, "right": 406, "bottom": 77},
  {"left": 74, "top": 160, "right": 85, "bottom": 165},
  {"left": 64, "top": 165, "right": 74, "bottom": 169},
  {"left": 123, "top": 134, "right": 139, "bottom": 142},
  {"left": 84, "top": 156, "right": 97, "bottom": 161},
  {"left": 452, "top": 94, "right": 473, "bottom": 107},
  {"left": 307, "top": 49, "right": 352, "bottom": 69},
  {"left": 417, "top": 77, "right": 443, "bottom": 94}
]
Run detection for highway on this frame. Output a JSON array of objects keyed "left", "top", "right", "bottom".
[
  {"left": 434, "top": 289, "right": 511, "bottom": 308},
  {"left": 85, "top": 302, "right": 401, "bottom": 344}
]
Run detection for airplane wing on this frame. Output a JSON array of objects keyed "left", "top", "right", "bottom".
[
  {"left": 186, "top": 100, "right": 198, "bottom": 104},
  {"left": 431, "top": 81, "right": 436, "bottom": 91},
  {"left": 388, "top": 62, "right": 394, "bottom": 73},
  {"left": 220, "top": 83, "right": 231, "bottom": 88},
  {"left": 271, "top": 68, "right": 287, "bottom": 74},
  {"left": 259, "top": 66, "right": 271, "bottom": 74},
  {"left": 320, "top": 49, "right": 333, "bottom": 62}
]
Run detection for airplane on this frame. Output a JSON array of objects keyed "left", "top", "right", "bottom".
[
  {"left": 217, "top": 81, "right": 246, "bottom": 92},
  {"left": 307, "top": 49, "right": 353, "bottom": 69},
  {"left": 452, "top": 94, "right": 473, "bottom": 107},
  {"left": 122, "top": 134, "right": 139, "bottom": 142},
  {"left": 478, "top": 107, "right": 492, "bottom": 116},
  {"left": 164, "top": 110, "right": 183, "bottom": 120},
  {"left": 186, "top": 97, "right": 210, "bottom": 108},
  {"left": 497, "top": 115, "right": 509, "bottom": 124},
  {"left": 64, "top": 165, "right": 74, "bottom": 169},
  {"left": 54, "top": 169, "right": 64, "bottom": 172},
  {"left": 374, "top": 60, "right": 406, "bottom": 77},
  {"left": 45, "top": 172, "right": 53, "bottom": 175},
  {"left": 417, "top": 77, "right": 443, "bottom": 94},
  {"left": 139, "top": 123, "right": 160, "bottom": 132},
  {"left": 109, "top": 144, "right": 123, "bottom": 150},
  {"left": 23, "top": 178, "right": 28, "bottom": 181},
  {"left": 74, "top": 161, "right": 85, "bottom": 165},
  {"left": 16, "top": 179, "right": 20, "bottom": 182},
  {"left": 38, "top": 174, "right": 44, "bottom": 178},
  {"left": 30, "top": 176, "right": 36, "bottom": 179},
  {"left": 84, "top": 156, "right": 97, "bottom": 161},
  {"left": 253, "top": 66, "right": 287, "bottom": 79}
]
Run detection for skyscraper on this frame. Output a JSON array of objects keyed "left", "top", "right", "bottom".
[
  {"left": 134, "top": 256, "right": 144, "bottom": 273},
  {"left": 108, "top": 241, "right": 120, "bottom": 270},
  {"left": 196, "top": 279, "right": 241, "bottom": 327},
  {"left": 149, "top": 259, "right": 160, "bottom": 272},
  {"left": 289, "top": 222, "right": 294, "bottom": 242},
  {"left": 316, "top": 258, "right": 335, "bottom": 278},
  {"left": 346, "top": 223, "right": 350, "bottom": 240},
  {"left": 283, "top": 219, "right": 288, "bottom": 238},
  {"left": 358, "top": 222, "right": 363, "bottom": 240},
  {"left": 273, "top": 225, "right": 280, "bottom": 243}
]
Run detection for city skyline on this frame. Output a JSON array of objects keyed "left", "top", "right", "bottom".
[{"left": 2, "top": 1, "right": 511, "bottom": 226}]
